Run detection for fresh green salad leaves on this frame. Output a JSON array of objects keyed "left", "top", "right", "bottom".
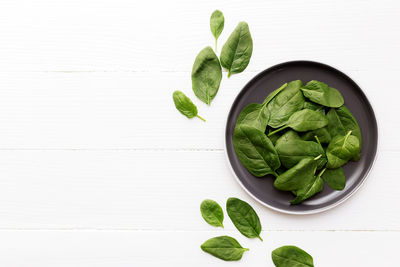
[
  {"left": 201, "top": 236, "right": 249, "bottom": 261},
  {"left": 226, "top": 197, "right": 263, "bottom": 241},
  {"left": 272, "top": 245, "right": 314, "bottom": 267},
  {"left": 191, "top": 47, "right": 222, "bottom": 105},
  {"left": 172, "top": 90, "right": 205, "bottom": 121},
  {"left": 232, "top": 79, "right": 363, "bottom": 204},
  {"left": 200, "top": 199, "right": 224, "bottom": 228},
  {"left": 220, "top": 22, "right": 253, "bottom": 77},
  {"left": 210, "top": 10, "right": 224, "bottom": 51}
]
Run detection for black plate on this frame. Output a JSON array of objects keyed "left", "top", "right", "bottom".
[{"left": 225, "top": 61, "right": 378, "bottom": 214}]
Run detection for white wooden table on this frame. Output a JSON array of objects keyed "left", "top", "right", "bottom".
[{"left": 0, "top": 0, "right": 399, "bottom": 266}]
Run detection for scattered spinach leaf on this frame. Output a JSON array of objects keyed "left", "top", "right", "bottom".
[
  {"left": 267, "top": 80, "right": 305, "bottom": 128},
  {"left": 172, "top": 90, "right": 205, "bottom": 121},
  {"left": 226, "top": 197, "right": 263, "bottom": 241},
  {"left": 326, "top": 131, "right": 360, "bottom": 169},
  {"left": 233, "top": 125, "right": 280, "bottom": 177},
  {"left": 210, "top": 10, "right": 224, "bottom": 51},
  {"left": 301, "top": 80, "right": 344, "bottom": 108},
  {"left": 322, "top": 167, "right": 346, "bottom": 190},
  {"left": 201, "top": 235, "right": 249, "bottom": 261},
  {"left": 191, "top": 46, "right": 222, "bottom": 105},
  {"left": 272, "top": 245, "right": 314, "bottom": 267},
  {"left": 200, "top": 199, "right": 224, "bottom": 228},
  {"left": 220, "top": 22, "right": 253, "bottom": 77}
]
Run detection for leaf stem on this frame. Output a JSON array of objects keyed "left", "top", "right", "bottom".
[
  {"left": 227, "top": 71, "right": 231, "bottom": 78},
  {"left": 271, "top": 171, "right": 279, "bottom": 178},
  {"left": 314, "top": 154, "right": 322, "bottom": 160},
  {"left": 268, "top": 126, "right": 289, "bottom": 137},
  {"left": 318, "top": 167, "right": 327, "bottom": 178},
  {"left": 196, "top": 114, "right": 206, "bottom": 122},
  {"left": 314, "top": 135, "right": 322, "bottom": 146},
  {"left": 257, "top": 235, "right": 263, "bottom": 242},
  {"left": 215, "top": 39, "right": 218, "bottom": 52}
]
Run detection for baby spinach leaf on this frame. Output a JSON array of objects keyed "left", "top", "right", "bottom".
[
  {"left": 220, "top": 22, "right": 253, "bottom": 77},
  {"left": 322, "top": 167, "right": 346, "bottom": 190},
  {"left": 326, "top": 131, "right": 360, "bottom": 169},
  {"left": 226, "top": 197, "right": 263, "bottom": 241},
  {"left": 172, "top": 90, "right": 206, "bottom": 121},
  {"left": 271, "top": 245, "right": 314, "bottom": 267},
  {"left": 263, "top": 83, "right": 288, "bottom": 105},
  {"left": 267, "top": 80, "right": 305, "bottom": 128},
  {"left": 236, "top": 103, "right": 270, "bottom": 132},
  {"left": 268, "top": 109, "right": 328, "bottom": 136},
  {"left": 274, "top": 157, "right": 318, "bottom": 192},
  {"left": 200, "top": 199, "right": 224, "bottom": 228},
  {"left": 233, "top": 125, "right": 280, "bottom": 177},
  {"left": 303, "top": 101, "right": 325, "bottom": 114},
  {"left": 191, "top": 46, "right": 222, "bottom": 105},
  {"left": 327, "top": 106, "right": 362, "bottom": 161},
  {"left": 201, "top": 235, "right": 249, "bottom": 261},
  {"left": 301, "top": 80, "right": 344, "bottom": 108},
  {"left": 275, "top": 140, "right": 327, "bottom": 170},
  {"left": 301, "top": 127, "right": 331, "bottom": 144},
  {"left": 210, "top": 10, "right": 224, "bottom": 51},
  {"left": 275, "top": 130, "right": 301, "bottom": 147},
  {"left": 291, "top": 168, "right": 325, "bottom": 204}
]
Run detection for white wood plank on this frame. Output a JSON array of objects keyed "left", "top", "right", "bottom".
[
  {"left": 0, "top": 0, "right": 398, "bottom": 72},
  {"left": 0, "top": 149, "right": 397, "bottom": 230},
  {"left": 0, "top": 230, "right": 397, "bottom": 266},
  {"left": 0, "top": 71, "right": 394, "bottom": 150}
]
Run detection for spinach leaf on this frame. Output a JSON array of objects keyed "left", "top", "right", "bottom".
[
  {"left": 210, "top": 10, "right": 224, "bottom": 51},
  {"left": 322, "top": 167, "right": 346, "bottom": 190},
  {"left": 268, "top": 109, "right": 328, "bottom": 136},
  {"left": 301, "top": 80, "right": 344, "bottom": 108},
  {"left": 267, "top": 80, "right": 305, "bottom": 128},
  {"left": 275, "top": 140, "right": 327, "bottom": 170},
  {"left": 233, "top": 125, "right": 280, "bottom": 177},
  {"left": 226, "top": 197, "right": 263, "bottom": 241},
  {"left": 327, "top": 106, "right": 362, "bottom": 161},
  {"left": 201, "top": 235, "right": 249, "bottom": 261},
  {"left": 191, "top": 46, "right": 222, "bottom": 105},
  {"left": 263, "top": 83, "right": 289, "bottom": 105},
  {"left": 326, "top": 131, "right": 360, "bottom": 169},
  {"left": 172, "top": 90, "right": 206, "bottom": 121},
  {"left": 291, "top": 168, "right": 325, "bottom": 204},
  {"left": 200, "top": 199, "right": 224, "bottom": 228},
  {"left": 271, "top": 245, "right": 314, "bottom": 267},
  {"left": 301, "top": 127, "right": 331, "bottom": 144},
  {"left": 275, "top": 130, "right": 300, "bottom": 147},
  {"left": 220, "top": 22, "right": 253, "bottom": 77},
  {"left": 274, "top": 157, "right": 318, "bottom": 192},
  {"left": 303, "top": 101, "right": 325, "bottom": 114}
]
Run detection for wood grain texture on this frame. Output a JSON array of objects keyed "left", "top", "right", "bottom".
[
  {"left": 0, "top": 150, "right": 397, "bottom": 230},
  {"left": 0, "top": 230, "right": 397, "bottom": 266},
  {"left": 0, "top": 71, "right": 395, "bottom": 150}
]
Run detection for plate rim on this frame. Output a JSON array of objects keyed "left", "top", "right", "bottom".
[{"left": 224, "top": 60, "right": 379, "bottom": 215}]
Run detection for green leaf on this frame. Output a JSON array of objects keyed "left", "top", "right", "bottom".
[
  {"left": 210, "top": 10, "right": 224, "bottom": 51},
  {"left": 301, "top": 80, "right": 344, "bottom": 108},
  {"left": 200, "top": 199, "right": 224, "bottom": 228},
  {"left": 326, "top": 131, "right": 360, "bottom": 169},
  {"left": 276, "top": 140, "right": 327, "bottom": 170},
  {"left": 267, "top": 80, "right": 305, "bottom": 128},
  {"left": 303, "top": 101, "right": 325, "bottom": 114},
  {"left": 322, "top": 167, "right": 346, "bottom": 190},
  {"left": 226, "top": 197, "right": 263, "bottom": 240},
  {"left": 301, "top": 127, "right": 331, "bottom": 144},
  {"left": 271, "top": 245, "right": 314, "bottom": 267},
  {"left": 275, "top": 130, "right": 301, "bottom": 147},
  {"left": 274, "top": 158, "right": 318, "bottom": 192},
  {"left": 191, "top": 46, "right": 222, "bottom": 105},
  {"left": 201, "top": 236, "right": 249, "bottom": 261},
  {"left": 263, "top": 83, "right": 289, "bottom": 105},
  {"left": 291, "top": 168, "right": 325, "bottom": 204},
  {"left": 172, "top": 90, "right": 205, "bottom": 121},
  {"left": 326, "top": 106, "right": 362, "bottom": 161},
  {"left": 236, "top": 103, "right": 270, "bottom": 132},
  {"left": 233, "top": 125, "right": 280, "bottom": 177},
  {"left": 220, "top": 22, "right": 253, "bottom": 77}
]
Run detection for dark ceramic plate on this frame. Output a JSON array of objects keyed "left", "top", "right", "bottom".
[{"left": 225, "top": 61, "right": 378, "bottom": 214}]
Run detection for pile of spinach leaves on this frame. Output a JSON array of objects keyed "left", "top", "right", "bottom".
[
  {"left": 173, "top": 10, "right": 253, "bottom": 119},
  {"left": 233, "top": 80, "right": 362, "bottom": 204}
]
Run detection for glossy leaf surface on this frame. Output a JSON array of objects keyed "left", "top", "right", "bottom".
[
  {"left": 200, "top": 199, "right": 224, "bottom": 228},
  {"left": 201, "top": 236, "right": 249, "bottom": 261}
]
